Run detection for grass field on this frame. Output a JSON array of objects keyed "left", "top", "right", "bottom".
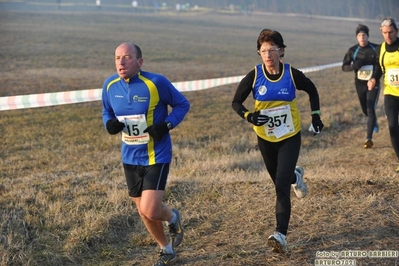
[{"left": 0, "top": 7, "right": 398, "bottom": 266}]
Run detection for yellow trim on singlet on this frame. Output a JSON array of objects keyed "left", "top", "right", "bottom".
[
  {"left": 379, "top": 42, "right": 399, "bottom": 96},
  {"left": 138, "top": 73, "right": 160, "bottom": 165}
]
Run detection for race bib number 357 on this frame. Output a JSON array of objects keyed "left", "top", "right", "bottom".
[{"left": 261, "top": 105, "right": 294, "bottom": 138}]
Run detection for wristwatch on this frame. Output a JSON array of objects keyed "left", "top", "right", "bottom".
[{"left": 166, "top": 122, "right": 173, "bottom": 130}]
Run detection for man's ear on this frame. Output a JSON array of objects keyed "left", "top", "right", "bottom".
[{"left": 138, "top": 57, "right": 144, "bottom": 66}]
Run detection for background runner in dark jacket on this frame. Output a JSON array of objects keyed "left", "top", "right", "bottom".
[{"left": 342, "top": 24, "right": 380, "bottom": 149}]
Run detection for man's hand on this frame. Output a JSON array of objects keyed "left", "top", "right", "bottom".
[
  {"left": 106, "top": 118, "right": 125, "bottom": 135},
  {"left": 144, "top": 122, "right": 170, "bottom": 141},
  {"left": 246, "top": 111, "right": 270, "bottom": 126},
  {"left": 367, "top": 78, "right": 376, "bottom": 90}
]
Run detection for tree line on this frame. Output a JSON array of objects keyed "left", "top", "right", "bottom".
[{"left": 47, "top": 0, "right": 399, "bottom": 20}]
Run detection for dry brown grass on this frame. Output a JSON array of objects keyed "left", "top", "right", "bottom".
[{"left": 0, "top": 7, "right": 398, "bottom": 266}]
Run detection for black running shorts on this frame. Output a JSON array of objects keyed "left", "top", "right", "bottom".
[{"left": 123, "top": 163, "right": 170, "bottom": 197}]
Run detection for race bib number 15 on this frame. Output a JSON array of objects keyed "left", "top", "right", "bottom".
[{"left": 117, "top": 114, "right": 150, "bottom": 145}]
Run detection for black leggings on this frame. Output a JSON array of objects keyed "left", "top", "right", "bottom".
[
  {"left": 257, "top": 132, "right": 301, "bottom": 236},
  {"left": 384, "top": 95, "right": 399, "bottom": 160},
  {"left": 355, "top": 83, "right": 379, "bottom": 139}
]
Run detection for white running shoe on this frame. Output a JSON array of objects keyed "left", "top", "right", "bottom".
[
  {"left": 292, "top": 166, "right": 308, "bottom": 198},
  {"left": 267, "top": 232, "right": 286, "bottom": 253}
]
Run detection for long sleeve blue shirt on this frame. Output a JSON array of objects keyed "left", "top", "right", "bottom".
[{"left": 102, "top": 70, "right": 190, "bottom": 166}]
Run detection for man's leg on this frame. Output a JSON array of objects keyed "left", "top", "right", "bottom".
[{"left": 132, "top": 190, "right": 172, "bottom": 247}]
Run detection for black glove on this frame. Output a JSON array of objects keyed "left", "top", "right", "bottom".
[
  {"left": 352, "top": 61, "right": 361, "bottom": 71},
  {"left": 106, "top": 118, "right": 125, "bottom": 135},
  {"left": 311, "top": 114, "right": 324, "bottom": 135},
  {"left": 247, "top": 111, "right": 270, "bottom": 126},
  {"left": 144, "top": 122, "right": 170, "bottom": 141}
]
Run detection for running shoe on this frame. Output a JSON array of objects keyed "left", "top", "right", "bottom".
[
  {"left": 268, "top": 231, "right": 286, "bottom": 253},
  {"left": 153, "top": 250, "right": 176, "bottom": 266},
  {"left": 373, "top": 122, "right": 379, "bottom": 133},
  {"left": 168, "top": 209, "right": 184, "bottom": 247},
  {"left": 364, "top": 139, "right": 373, "bottom": 149},
  {"left": 292, "top": 166, "right": 308, "bottom": 198}
]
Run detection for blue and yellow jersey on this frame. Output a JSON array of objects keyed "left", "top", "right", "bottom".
[
  {"left": 232, "top": 62, "right": 321, "bottom": 142},
  {"left": 102, "top": 70, "right": 190, "bottom": 166},
  {"left": 252, "top": 63, "right": 301, "bottom": 142}
]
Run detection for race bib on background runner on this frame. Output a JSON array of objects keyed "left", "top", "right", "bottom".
[
  {"left": 386, "top": 68, "right": 399, "bottom": 87},
  {"left": 357, "top": 65, "right": 373, "bottom": 81},
  {"left": 117, "top": 114, "right": 150, "bottom": 145}
]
